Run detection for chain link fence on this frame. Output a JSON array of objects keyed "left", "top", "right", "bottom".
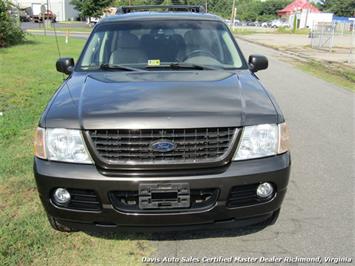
[
  {"left": 349, "top": 22, "right": 355, "bottom": 64},
  {"left": 310, "top": 21, "right": 355, "bottom": 64},
  {"left": 311, "top": 23, "right": 336, "bottom": 51}
]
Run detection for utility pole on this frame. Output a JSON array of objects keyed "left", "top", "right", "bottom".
[
  {"left": 231, "top": 0, "right": 236, "bottom": 31},
  {"left": 231, "top": 0, "right": 235, "bottom": 22},
  {"left": 41, "top": 4, "right": 46, "bottom": 36}
]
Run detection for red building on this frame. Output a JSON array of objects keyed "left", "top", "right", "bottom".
[{"left": 277, "top": 0, "right": 320, "bottom": 17}]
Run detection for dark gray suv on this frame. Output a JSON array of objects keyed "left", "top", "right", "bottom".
[{"left": 34, "top": 6, "right": 290, "bottom": 232}]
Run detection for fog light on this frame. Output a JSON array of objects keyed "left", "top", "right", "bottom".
[
  {"left": 256, "top": 182, "right": 274, "bottom": 199},
  {"left": 53, "top": 188, "right": 71, "bottom": 204}
]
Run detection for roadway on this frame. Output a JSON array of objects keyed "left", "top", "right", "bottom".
[{"left": 149, "top": 38, "right": 354, "bottom": 264}]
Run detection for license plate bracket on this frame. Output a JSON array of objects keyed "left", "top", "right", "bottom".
[{"left": 139, "top": 183, "right": 190, "bottom": 209}]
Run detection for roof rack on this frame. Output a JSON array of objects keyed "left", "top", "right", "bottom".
[{"left": 116, "top": 5, "right": 206, "bottom": 15}]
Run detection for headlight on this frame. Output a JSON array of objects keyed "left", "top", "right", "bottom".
[
  {"left": 34, "top": 128, "right": 93, "bottom": 164},
  {"left": 233, "top": 123, "right": 289, "bottom": 161}
]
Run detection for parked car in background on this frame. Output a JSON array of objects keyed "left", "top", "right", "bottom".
[
  {"left": 224, "top": 19, "right": 231, "bottom": 26},
  {"left": 223, "top": 19, "right": 241, "bottom": 27},
  {"left": 261, "top": 21, "right": 272, "bottom": 28},
  {"left": 25, "top": 7, "right": 56, "bottom": 23},
  {"left": 246, "top": 21, "right": 261, "bottom": 27},
  {"left": 9, "top": 7, "right": 31, "bottom": 23},
  {"left": 19, "top": 9, "right": 31, "bottom": 22},
  {"left": 234, "top": 19, "right": 242, "bottom": 26},
  {"left": 87, "top": 16, "right": 101, "bottom": 26},
  {"left": 271, "top": 19, "right": 289, "bottom": 28}
]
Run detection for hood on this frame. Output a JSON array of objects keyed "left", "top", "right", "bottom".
[{"left": 43, "top": 70, "right": 279, "bottom": 129}]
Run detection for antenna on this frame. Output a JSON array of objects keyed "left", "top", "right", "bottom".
[
  {"left": 47, "top": 0, "right": 61, "bottom": 58},
  {"left": 52, "top": 19, "right": 62, "bottom": 58},
  {"left": 47, "top": 0, "right": 64, "bottom": 79}
]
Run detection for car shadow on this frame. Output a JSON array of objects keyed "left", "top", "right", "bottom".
[{"left": 84, "top": 225, "right": 267, "bottom": 241}]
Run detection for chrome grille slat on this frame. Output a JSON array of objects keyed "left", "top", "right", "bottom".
[
  {"left": 90, "top": 132, "right": 233, "bottom": 139},
  {"left": 91, "top": 135, "right": 232, "bottom": 142},
  {"left": 88, "top": 128, "right": 237, "bottom": 165},
  {"left": 102, "top": 151, "right": 226, "bottom": 157},
  {"left": 93, "top": 139, "right": 231, "bottom": 146},
  {"left": 95, "top": 145, "right": 230, "bottom": 152}
]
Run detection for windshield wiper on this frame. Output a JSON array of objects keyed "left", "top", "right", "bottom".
[
  {"left": 145, "top": 63, "right": 219, "bottom": 70},
  {"left": 170, "top": 63, "right": 219, "bottom": 70},
  {"left": 100, "top": 64, "right": 144, "bottom": 72}
]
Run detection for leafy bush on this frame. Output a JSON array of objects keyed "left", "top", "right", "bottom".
[
  {"left": 0, "top": 0, "right": 25, "bottom": 48},
  {"left": 71, "top": 0, "right": 114, "bottom": 19}
]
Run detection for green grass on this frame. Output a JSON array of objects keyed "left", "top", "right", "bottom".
[
  {"left": 276, "top": 27, "right": 310, "bottom": 35},
  {"left": 232, "top": 28, "right": 275, "bottom": 35},
  {"left": 49, "top": 27, "right": 92, "bottom": 33},
  {"left": 232, "top": 28, "right": 262, "bottom": 35},
  {"left": 294, "top": 60, "right": 355, "bottom": 92},
  {"left": 58, "top": 21, "right": 87, "bottom": 24},
  {"left": 0, "top": 35, "right": 153, "bottom": 265},
  {"left": 232, "top": 27, "right": 310, "bottom": 36}
]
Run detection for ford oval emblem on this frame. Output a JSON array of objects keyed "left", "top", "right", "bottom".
[{"left": 151, "top": 139, "right": 176, "bottom": 153}]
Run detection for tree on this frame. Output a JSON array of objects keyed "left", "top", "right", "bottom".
[
  {"left": 235, "top": 0, "right": 292, "bottom": 21},
  {"left": 113, "top": 0, "right": 294, "bottom": 20},
  {"left": 0, "top": 0, "right": 25, "bottom": 48},
  {"left": 71, "top": 0, "right": 115, "bottom": 19},
  {"left": 258, "top": 0, "right": 292, "bottom": 21},
  {"left": 318, "top": 0, "right": 355, "bottom": 17}
]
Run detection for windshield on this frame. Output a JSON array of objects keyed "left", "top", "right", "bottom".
[{"left": 77, "top": 20, "right": 247, "bottom": 71}]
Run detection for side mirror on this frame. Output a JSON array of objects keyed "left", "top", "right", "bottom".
[
  {"left": 248, "top": 55, "right": 268, "bottom": 72},
  {"left": 56, "top": 57, "right": 74, "bottom": 75}
]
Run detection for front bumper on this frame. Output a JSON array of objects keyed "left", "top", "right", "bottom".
[{"left": 34, "top": 153, "right": 290, "bottom": 232}]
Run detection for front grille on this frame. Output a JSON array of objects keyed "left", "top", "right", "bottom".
[
  {"left": 227, "top": 184, "right": 275, "bottom": 208},
  {"left": 65, "top": 189, "right": 101, "bottom": 211},
  {"left": 88, "top": 128, "right": 237, "bottom": 165}
]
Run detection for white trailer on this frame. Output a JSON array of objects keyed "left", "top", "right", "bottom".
[
  {"left": 31, "top": 3, "right": 41, "bottom": 16},
  {"left": 11, "top": 0, "right": 79, "bottom": 21}
]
